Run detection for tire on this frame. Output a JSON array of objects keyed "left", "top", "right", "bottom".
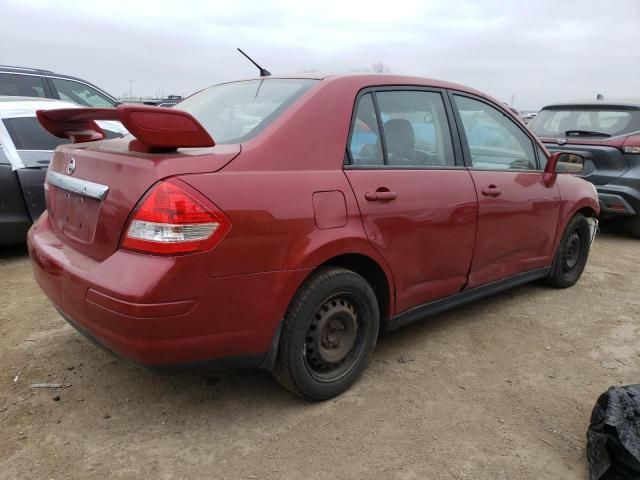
[
  {"left": 626, "top": 216, "right": 640, "bottom": 239},
  {"left": 273, "top": 267, "right": 380, "bottom": 400},
  {"left": 546, "top": 214, "right": 592, "bottom": 288}
]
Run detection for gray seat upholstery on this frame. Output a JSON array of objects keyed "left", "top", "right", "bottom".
[{"left": 384, "top": 118, "right": 415, "bottom": 162}]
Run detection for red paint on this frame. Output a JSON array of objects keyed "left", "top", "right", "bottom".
[
  {"left": 37, "top": 104, "right": 214, "bottom": 149},
  {"left": 28, "top": 74, "right": 599, "bottom": 368},
  {"left": 466, "top": 171, "right": 561, "bottom": 287}
]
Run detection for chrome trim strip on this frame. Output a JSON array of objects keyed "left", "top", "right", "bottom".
[{"left": 46, "top": 171, "right": 109, "bottom": 200}]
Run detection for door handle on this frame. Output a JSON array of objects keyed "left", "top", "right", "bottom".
[
  {"left": 481, "top": 185, "right": 502, "bottom": 197},
  {"left": 365, "top": 188, "right": 397, "bottom": 201}
]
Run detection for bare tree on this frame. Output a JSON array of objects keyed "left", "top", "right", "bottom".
[
  {"left": 371, "top": 62, "right": 390, "bottom": 73},
  {"left": 351, "top": 62, "right": 391, "bottom": 73}
]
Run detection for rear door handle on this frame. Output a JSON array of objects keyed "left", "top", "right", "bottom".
[
  {"left": 481, "top": 185, "right": 502, "bottom": 197},
  {"left": 365, "top": 189, "right": 397, "bottom": 201}
]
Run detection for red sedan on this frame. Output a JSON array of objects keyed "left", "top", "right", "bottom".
[{"left": 28, "top": 74, "right": 599, "bottom": 400}]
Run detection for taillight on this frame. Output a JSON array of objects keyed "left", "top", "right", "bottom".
[
  {"left": 121, "top": 179, "right": 231, "bottom": 255},
  {"left": 623, "top": 134, "right": 640, "bottom": 154}
]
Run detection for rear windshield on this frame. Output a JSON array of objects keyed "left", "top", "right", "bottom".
[
  {"left": 177, "top": 79, "right": 318, "bottom": 144},
  {"left": 3, "top": 116, "right": 121, "bottom": 151},
  {"left": 529, "top": 107, "right": 640, "bottom": 138}
]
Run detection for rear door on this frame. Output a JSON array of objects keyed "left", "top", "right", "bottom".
[
  {"left": 451, "top": 93, "right": 561, "bottom": 288},
  {"left": 344, "top": 88, "right": 478, "bottom": 314}
]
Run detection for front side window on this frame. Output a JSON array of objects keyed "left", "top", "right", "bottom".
[
  {"left": 0, "top": 73, "right": 46, "bottom": 97},
  {"left": 177, "top": 79, "right": 318, "bottom": 144},
  {"left": 454, "top": 95, "right": 537, "bottom": 170},
  {"left": 348, "top": 90, "right": 455, "bottom": 167},
  {"left": 51, "top": 78, "right": 116, "bottom": 107}
]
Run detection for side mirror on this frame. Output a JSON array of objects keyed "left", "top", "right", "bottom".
[{"left": 544, "top": 152, "right": 585, "bottom": 185}]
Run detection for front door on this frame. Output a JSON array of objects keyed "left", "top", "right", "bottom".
[
  {"left": 451, "top": 94, "right": 561, "bottom": 288},
  {"left": 344, "top": 89, "right": 478, "bottom": 314}
]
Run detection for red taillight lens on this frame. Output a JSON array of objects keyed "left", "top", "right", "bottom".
[{"left": 121, "top": 179, "right": 231, "bottom": 255}]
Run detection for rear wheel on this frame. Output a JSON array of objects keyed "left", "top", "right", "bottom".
[
  {"left": 273, "top": 268, "right": 379, "bottom": 400},
  {"left": 626, "top": 216, "right": 640, "bottom": 239},
  {"left": 546, "top": 214, "right": 592, "bottom": 288}
]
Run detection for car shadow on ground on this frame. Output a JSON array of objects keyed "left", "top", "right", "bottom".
[{"left": 37, "top": 279, "right": 549, "bottom": 416}]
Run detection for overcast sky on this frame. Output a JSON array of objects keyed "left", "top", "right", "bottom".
[{"left": 1, "top": 0, "right": 638, "bottom": 109}]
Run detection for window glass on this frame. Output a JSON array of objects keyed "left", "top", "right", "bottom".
[
  {"left": 454, "top": 95, "right": 536, "bottom": 170},
  {"left": 376, "top": 91, "right": 454, "bottom": 167},
  {"left": 0, "top": 146, "right": 10, "bottom": 165},
  {"left": 3, "top": 117, "right": 121, "bottom": 152},
  {"left": 51, "top": 78, "right": 115, "bottom": 107},
  {"left": 537, "top": 146, "right": 548, "bottom": 169},
  {"left": 529, "top": 108, "right": 640, "bottom": 138},
  {"left": 0, "top": 73, "right": 46, "bottom": 97},
  {"left": 178, "top": 79, "right": 317, "bottom": 144},
  {"left": 349, "top": 93, "right": 383, "bottom": 165}
]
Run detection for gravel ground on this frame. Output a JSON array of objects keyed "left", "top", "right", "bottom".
[{"left": 1, "top": 233, "right": 638, "bottom": 479}]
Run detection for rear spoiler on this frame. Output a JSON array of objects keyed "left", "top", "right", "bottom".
[{"left": 36, "top": 104, "right": 215, "bottom": 152}]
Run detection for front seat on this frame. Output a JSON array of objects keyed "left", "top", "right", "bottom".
[{"left": 383, "top": 118, "right": 415, "bottom": 164}]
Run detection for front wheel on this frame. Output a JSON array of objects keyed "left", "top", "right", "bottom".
[
  {"left": 546, "top": 213, "right": 592, "bottom": 288},
  {"left": 273, "top": 267, "right": 380, "bottom": 400}
]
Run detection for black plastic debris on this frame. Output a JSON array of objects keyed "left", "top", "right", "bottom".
[{"left": 587, "top": 385, "right": 640, "bottom": 480}]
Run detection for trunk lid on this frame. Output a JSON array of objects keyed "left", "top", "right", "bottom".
[{"left": 45, "top": 137, "right": 240, "bottom": 261}]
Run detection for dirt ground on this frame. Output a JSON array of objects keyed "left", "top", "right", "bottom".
[{"left": 0, "top": 233, "right": 638, "bottom": 480}]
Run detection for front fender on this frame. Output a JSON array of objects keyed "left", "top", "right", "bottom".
[{"left": 554, "top": 175, "right": 600, "bottom": 248}]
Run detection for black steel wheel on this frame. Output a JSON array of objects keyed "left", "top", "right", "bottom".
[
  {"left": 546, "top": 214, "right": 592, "bottom": 288},
  {"left": 273, "top": 268, "right": 379, "bottom": 400}
]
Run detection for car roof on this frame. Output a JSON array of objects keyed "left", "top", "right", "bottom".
[
  {"left": 541, "top": 99, "right": 640, "bottom": 109},
  {"left": 212, "top": 73, "right": 487, "bottom": 96},
  {"left": 0, "top": 65, "right": 93, "bottom": 84},
  {"left": 0, "top": 96, "right": 85, "bottom": 119}
]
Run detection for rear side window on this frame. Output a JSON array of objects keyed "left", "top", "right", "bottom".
[
  {"left": 3, "top": 117, "right": 68, "bottom": 150},
  {"left": 453, "top": 95, "right": 537, "bottom": 170},
  {"left": 0, "top": 73, "right": 47, "bottom": 98},
  {"left": 376, "top": 91, "right": 454, "bottom": 167},
  {"left": 177, "top": 79, "right": 318, "bottom": 144},
  {"left": 349, "top": 93, "right": 383, "bottom": 165},
  {"left": 3, "top": 117, "right": 120, "bottom": 150},
  {"left": 529, "top": 108, "right": 640, "bottom": 138},
  {"left": 348, "top": 90, "right": 455, "bottom": 167},
  {"left": 51, "top": 78, "right": 115, "bottom": 107}
]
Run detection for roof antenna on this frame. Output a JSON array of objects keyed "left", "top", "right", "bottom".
[{"left": 237, "top": 48, "right": 271, "bottom": 77}]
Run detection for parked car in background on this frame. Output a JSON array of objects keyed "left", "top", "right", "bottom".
[
  {"left": 0, "top": 66, "right": 118, "bottom": 107},
  {"left": 528, "top": 99, "right": 640, "bottom": 237},
  {"left": 521, "top": 111, "right": 537, "bottom": 124},
  {"left": 29, "top": 74, "right": 598, "bottom": 400},
  {"left": 0, "top": 97, "right": 125, "bottom": 245}
]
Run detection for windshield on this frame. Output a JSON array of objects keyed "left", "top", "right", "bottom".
[
  {"left": 177, "top": 79, "right": 318, "bottom": 144},
  {"left": 529, "top": 107, "right": 640, "bottom": 138}
]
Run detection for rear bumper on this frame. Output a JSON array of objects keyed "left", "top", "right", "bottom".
[
  {"left": 27, "top": 213, "right": 311, "bottom": 368},
  {"left": 596, "top": 184, "right": 640, "bottom": 218}
]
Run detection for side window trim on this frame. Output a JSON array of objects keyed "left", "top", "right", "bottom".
[
  {"left": 370, "top": 92, "right": 388, "bottom": 165},
  {"left": 345, "top": 86, "right": 464, "bottom": 170},
  {"left": 448, "top": 90, "right": 541, "bottom": 171}
]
